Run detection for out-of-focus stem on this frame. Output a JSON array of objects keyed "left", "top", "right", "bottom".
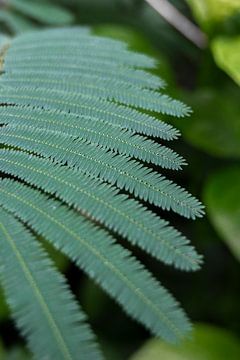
[{"left": 145, "top": 0, "right": 207, "bottom": 48}]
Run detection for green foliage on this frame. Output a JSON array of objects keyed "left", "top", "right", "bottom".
[
  {"left": 187, "top": 0, "right": 240, "bottom": 82},
  {"left": 0, "top": 0, "right": 73, "bottom": 34},
  {"left": 187, "top": 0, "right": 240, "bottom": 32},
  {"left": 0, "top": 343, "right": 30, "bottom": 360},
  {"left": 130, "top": 323, "right": 240, "bottom": 360},
  {"left": 72, "top": 0, "right": 195, "bottom": 57},
  {"left": 0, "top": 27, "right": 204, "bottom": 358},
  {"left": 171, "top": 87, "right": 240, "bottom": 158},
  {"left": 94, "top": 24, "right": 175, "bottom": 86},
  {"left": 204, "top": 167, "right": 240, "bottom": 261},
  {"left": 1, "top": 347, "right": 31, "bottom": 360},
  {"left": 0, "top": 209, "right": 100, "bottom": 359},
  {"left": 0, "top": 9, "right": 34, "bottom": 34},
  {"left": 0, "top": 287, "right": 9, "bottom": 320},
  {"left": 212, "top": 36, "right": 240, "bottom": 85}
]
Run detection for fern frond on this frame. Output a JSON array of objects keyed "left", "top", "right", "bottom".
[
  {"left": 4, "top": 48, "right": 165, "bottom": 89},
  {"left": 0, "top": 179, "right": 191, "bottom": 343},
  {"left": 0, "top": 27, "right": 204, "bottom": 357},
  {"left": 7, "top": 29, "right": 157, "bottom": 68},
  {"left": 4, "top": 69, "right": 167, "bottom": 103},
  {"left": 0, "top": 208, "right": 101, "bottom": 360},
  {"left": 0, "top": 102, "right": 179, "bottom": 141},
  {"left": 0, "top": 82, "right": 189, "bottom": 117},
  {"left": 0, "top": 125, "right": 200, "bottom": 217},
  {"left": 0, "top": 148, "right": 203, "bottom": 220},
  {"left": 1, "top": 29, "right": 191, "bottom": 116},
  {"left": 0, "top": 9, "right": 34, "bottom": 34},
  {"left": 7, "top": 0, "right": 74, "bottom": 26},
  {"left": 0, "top": 88, "right": 181, "bottom": 137},
  {"left": 0, "top": 148, "right": 202, "bottom": 270},
  {"left": 0, "top": 111, "right": 184, "bottom": 168}
]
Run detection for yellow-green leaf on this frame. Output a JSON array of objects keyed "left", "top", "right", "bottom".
[
  {"left": 212, "top": 36, "right": 240, "bottom": 85},
  {"left": 204, "top": 167, "right": 240, "bottom": 261},
  {"left": 187, "top": 0, "right": 240, "bottom": 28},
  {"left": 130, "top": 323, "right": 240, "bottom": 360}
]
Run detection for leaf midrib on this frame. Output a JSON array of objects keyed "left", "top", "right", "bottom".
[
  {"left": 0, "top": 155, "right": 200, "bottom": 267},
  {"left": 0, "top": 221, "right": 73, "bottom": 360},
  {"left": 0, "top": 188, "right": 184, "bottom": 341}
]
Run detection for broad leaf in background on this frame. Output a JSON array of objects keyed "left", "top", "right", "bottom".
[
  {"left": 187, "top": 0, "right": 240, "bottom": 31},
  {"left": 187, "top": 0, "right": 240, "bottom": 83},
  {"left": 204, "top": 167, "right": 240, "bottom": 261},
  {"left": 130, "top": 323, "right": 240, "bottom": 360},
  {"left": 169, "top": 87, "right": 240, "bottom": 158},
  {"left": 212, "top": 36, "right": 240, "bottom": 85}
]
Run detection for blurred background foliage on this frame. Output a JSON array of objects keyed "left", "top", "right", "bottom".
[
  {"left": 131, "top": 324, "right": 240, "bottom": 360},
  {"left": 0, "top": 0, "right": 239, "bottom": 359}
]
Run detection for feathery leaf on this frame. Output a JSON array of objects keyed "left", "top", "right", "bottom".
[
  {"left": 0, "top": 207, "right": 101, "bottom": 360},
  {"left": 0, "top": 27, "right": 204, "bottom": 358},
  {"left": 0, "top": 149, "right": 203, "bottom": 270},
  {"left": 0, "top": 179, "right": 192, "bottom": 343}
]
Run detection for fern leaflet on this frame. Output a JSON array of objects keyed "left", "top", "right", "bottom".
[{"left": 0, "top": 27, "right": 204, "bottom": 358}]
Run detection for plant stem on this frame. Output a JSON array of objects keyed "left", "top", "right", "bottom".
[{"left": 145, "top": 0, "right": 207, "bottom": 48}]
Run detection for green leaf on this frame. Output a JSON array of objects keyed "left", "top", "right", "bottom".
[
  {"left": 187, "top": 0, "right": 240, "bottom": 30},
  {"left": 0, "top": 208, "right": 101, "bottom": 360},
  {"left": 0, "top": 149, "right": 203, "bottom": 269},
  {"left": 212, "top": 36, "right": 240, "bottom": 85},
  {"left": 0, "top": 179, "right": 192, "bottom": 344},
  {"left": 130, "top": 323, "right": 240, "bottom": 360},
  {"left": 204, "top": 167, "right": 240, "bottom": 261},
  {"left": 94, "top": 24, "right": 174, "bottom": 85},
  {"left": 0, "top": 10, "right": 35, "bottom": 34},
  {"left": 171, "top": 87, "right": 240, "bottom": 158},
  {"left": 0, "top": 27, "right": 203, "bottom": 356},
  {"left": 9, "top": 0, "right": 74, "bottom": 26}
]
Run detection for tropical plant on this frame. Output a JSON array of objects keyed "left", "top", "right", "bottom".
[
  {"left": 130, "top": 323, "right": 240, "bottom": 360},
  {"left": 0, "top": 0, "right": 73, "bottom": 34},
  {"left": 0, "top": 27, "right": 204, "bottom": 359}
]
